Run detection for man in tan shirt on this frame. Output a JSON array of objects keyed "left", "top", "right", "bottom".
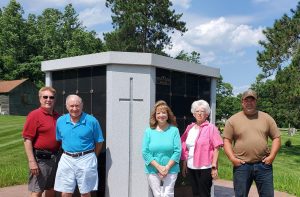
[{"left": 223, "top": 89, "right": 281, "bottom": 197}]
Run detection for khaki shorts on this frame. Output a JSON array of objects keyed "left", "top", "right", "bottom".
[{"left": 28, "top": 155, "right": 59, "bottom": 192}]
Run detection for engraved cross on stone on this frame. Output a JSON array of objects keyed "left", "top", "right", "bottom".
[{"left": 119, "top": 77, "right": 143, "bottom": 197}]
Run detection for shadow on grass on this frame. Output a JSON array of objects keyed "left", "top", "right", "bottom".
[{"left": 279, "top": 145, "right": 300, "bottom": 162}]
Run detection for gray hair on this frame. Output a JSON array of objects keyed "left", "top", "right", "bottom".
[
  {"left": 65, "top": 94, "right": 83, "bottom": 105},
  {"left": 191, "top": 100, "right": 211, "bottom": 115}
]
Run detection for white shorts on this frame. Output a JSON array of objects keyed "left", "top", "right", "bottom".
[{"left": 54, "top": 152, "right": 98, "bottom": 194}]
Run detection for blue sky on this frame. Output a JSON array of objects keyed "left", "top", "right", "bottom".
[{"left": 0, "top": 0, "right": 298, "bottom": 94}]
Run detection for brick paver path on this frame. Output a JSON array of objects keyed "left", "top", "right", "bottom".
[{"left": 0, "top": 179, "right": 295, "bottom": 197}]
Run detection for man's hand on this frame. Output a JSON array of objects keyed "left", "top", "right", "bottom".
[
  {"left": 231, "top": 157, "right": 245, "bottom": 167},
  {"left": 262, "top": 155, "right": 274, "bottom": 165},
  {"left": 29, "top": 160, "right": 39, "bottom": 176}
]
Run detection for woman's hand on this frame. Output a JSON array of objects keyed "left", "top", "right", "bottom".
[
  {"left": 182, "top": 160, "right": 188, "bottom": 177},
  {"left": 157, "top": 165, "right": 168, "bottom": 176},
  {"left": 211, "top": 167, "right": 218, "bottom": 179}
]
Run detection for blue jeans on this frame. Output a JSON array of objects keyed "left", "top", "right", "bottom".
[{"left": 233, "top": 162, "right": 274, "bottom": 197}]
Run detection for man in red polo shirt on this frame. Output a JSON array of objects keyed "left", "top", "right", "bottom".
[{"left": 22, "top": 86, "right": 61, "bottom": 197}]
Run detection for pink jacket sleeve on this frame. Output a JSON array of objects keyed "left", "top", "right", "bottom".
[{"left": 210, "top": 124, "right": 224, "bottom": 148}]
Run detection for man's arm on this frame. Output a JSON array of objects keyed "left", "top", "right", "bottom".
[
  {"left": 262, "top": 137, "right": 281, "bottom": 164},
  {"left": 223, "top": 138, "right": 245, "bottom": 166},
  {"left": 95, "top": 142, "right": 103, "bottom": 157},
  {"left": 23, "top": 139, "right": 39, "bottom": 175}
]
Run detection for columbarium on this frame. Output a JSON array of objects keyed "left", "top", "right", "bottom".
[{"left": 41, "top": 51, "right": 220, "bottom": 197}]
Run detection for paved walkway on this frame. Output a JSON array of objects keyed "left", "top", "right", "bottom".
[
  {"left": 0, "top": 179, "right": 295, "bottom": 197},
  {"left": 213, "top": 179, "right": 295, "bottom": 197}
]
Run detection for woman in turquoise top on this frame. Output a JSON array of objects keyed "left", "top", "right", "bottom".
[{"left": 142, "top": 100, "right": 181, "bottom": 197}]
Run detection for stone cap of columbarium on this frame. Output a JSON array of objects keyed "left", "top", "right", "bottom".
[{"left": 41, "top": 51, "right": 220, "bottom": 78}]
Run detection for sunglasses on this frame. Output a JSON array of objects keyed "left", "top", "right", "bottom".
[{"left": 42, "top": 95, "right": 55, "bottom": 100}]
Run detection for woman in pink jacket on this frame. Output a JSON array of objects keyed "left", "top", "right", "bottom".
[{"left": 181, "top": 100, "right": 223, "bottom": 197}]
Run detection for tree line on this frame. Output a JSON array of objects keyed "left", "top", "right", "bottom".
[
  {"left": 1, "top": 0, "right": 300, "bottom": 128},
  {"left": 254, "top": 1, "right": 300, "bottom": 128}
]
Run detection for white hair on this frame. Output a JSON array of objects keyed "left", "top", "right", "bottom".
[
  {"left": 65, "top": 94, "right": 83, "bottom": 105},
  {"left": 191, "top": 100, "right": 211, "bottom": 115}
]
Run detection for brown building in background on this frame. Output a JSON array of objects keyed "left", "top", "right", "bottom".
[{"left": 0, "top": 79, "right": 39, "bottom": 115}]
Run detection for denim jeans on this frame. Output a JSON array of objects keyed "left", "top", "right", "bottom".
[{"left": 233, "top": 162, "right": 274, "bottom": 197}]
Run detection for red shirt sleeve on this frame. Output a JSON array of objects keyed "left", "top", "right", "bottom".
[{"left": 22, "top": 110, "right": 38, "bottom": 140}]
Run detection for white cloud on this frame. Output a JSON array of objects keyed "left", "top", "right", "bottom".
[
  {"left": 78, "top": 7, "right": 111, "bottom": 28},
  {"left": 23, "top": 0, "right": 103, "bottom": 7},
  {"left": 73, "top": 0, "right": 104, "bottom": 6},
  {"left": 233, "top": 85, "right": 250, "bottom": 96},
  {"left": 165, "top": 32, "right": 193, "bottom": 56},
  {"left": 183, "top": 17, "right": 265, "bottom": 53},
  {"left": 166, "top": 16, "right": 266, "bottom": 74},
  {"left": 187, "top": 17, "right": 234, "bottom": 46},
  {"left": 21, "top": 0, "right": 69, "bottom": 11},
  {"left": 230, "top": 25, "right": 265, "bottom": 49},
  {"left": 200, "top": 51, "right": 216, "bottom": 65},
  {"left": 171, "top": 0, "right": 192, "bottom": 9},
  {"left": 165, "top": 31, "right": 218, "bottom": 65}
]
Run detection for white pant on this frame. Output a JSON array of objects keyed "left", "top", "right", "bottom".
[{"left": 147, "top": 173, "right": 178, "bottom": 197}]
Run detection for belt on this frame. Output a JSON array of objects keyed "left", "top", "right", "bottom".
[{"left": 63, "top": 149, "right": 94, "bottom": 158}]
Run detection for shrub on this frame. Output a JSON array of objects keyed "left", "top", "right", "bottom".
[{"left": 285, "top": 139, "right": 292, "bottom": 147}]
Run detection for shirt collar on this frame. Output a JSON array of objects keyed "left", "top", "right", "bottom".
[
  {"left": 193, "top": 120, "right": 209, "bottom": 127},
  {"left": 39, "top": 107, "right": 58, "bottom": 116},
  {"left": 66, "top": 112, "right": 87, "bottom": 125}
]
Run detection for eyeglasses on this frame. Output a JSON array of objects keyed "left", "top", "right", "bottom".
[
  {"left": 195, "top": 110, "right": 206, "bottom": 115},
  {"left": 42, "top": 95, "right": 55, "bottom": 100}
]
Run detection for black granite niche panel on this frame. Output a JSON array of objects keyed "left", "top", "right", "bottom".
[
  {"left": 51, "top": 66, "right": 106, "bottom": 197},
  {"left": 156, "top": 68, "right": 211, "bottom": 135}
]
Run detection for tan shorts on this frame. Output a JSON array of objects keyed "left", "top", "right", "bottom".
[{"left": 28, "top": 156, "right": 59, "bottom": 192}]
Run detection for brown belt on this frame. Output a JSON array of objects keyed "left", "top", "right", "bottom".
[{"left": 63, "top": 149, "right": 94, "bottom": 158}]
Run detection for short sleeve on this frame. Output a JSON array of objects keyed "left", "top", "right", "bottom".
[
  {"left": 211, "top": 125, "right": 223, "bottom": 148},
  {"left": 93, "top": 118, "right": 104, "bottom": 143},
  {"left": 56, "top": 117, "right": 62, "bottom": 141},
  {"left": 22, "top": 111, "right": 38, "bottom": 140},
  {"left": 223, "top": 119, "right": 234, "bottom": 140},
  {"left": 267, "top": 115, "right": 280, "bottom": 139}
]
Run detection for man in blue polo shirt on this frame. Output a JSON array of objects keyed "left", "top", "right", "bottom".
[{"left": 54, "top": 94, "right": 104, "bottom": 197}]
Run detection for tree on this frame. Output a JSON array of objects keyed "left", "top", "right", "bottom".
[
  {"left": 0, "top": 0, "right": 27, "bottom": 80},
  {"left": 257, "top": 2, "right": 300, "bottom": 78},
  {"left": 0, "top": 1, "right": 105, "bottom": 87},
  {"left": 175, "top": 50, "right": 201, "bottom": 63},
  {"left": 104, "top": 0, "right": 187, "bottom": 55},
  {"left": 255, "top": 2, "right": 300, "bottom": 128},
  {"left": 253, "top": 59, "right": 300, "bottom": 128},
  {"left": 60, "top": 4, "right": 104, "bottom": 57},
  {"left": 35, "top": 4, "right": 105, "bottom": 60},
  {"left": 216, "top": 75, "right": 240, "bottom": 121}
]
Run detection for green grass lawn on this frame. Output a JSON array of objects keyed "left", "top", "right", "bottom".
[
  {"left": 0, "top": 115, "right": 27, "bottom": 187},
  {"left": 218, "top": 130, "right": 300, "bottom": 196},
  {"left": 1, "top": 115, "right": 300, "bottom": 196}
]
